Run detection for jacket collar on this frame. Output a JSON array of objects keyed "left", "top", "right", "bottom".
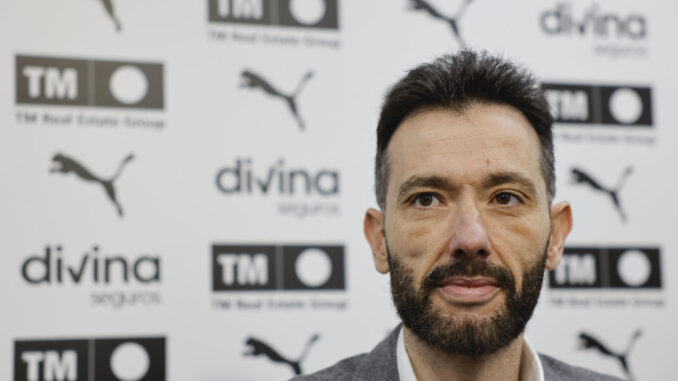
[{"left": 352, "top": 325, "right": 401, "bottom": 380}]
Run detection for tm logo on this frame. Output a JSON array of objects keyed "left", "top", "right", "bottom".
[
  {"left": 542, "top": 83, "right": 652, "bottom": 126},
  {"left": 571, "top": 166, "right": 633, "bottom": 223},
  {"left": 579, "top": 329, "right": 642, "bottom": 380},
  {"left": 16, "top": 55, "right": 164, "bottom": 109},
  {"left": 212, "top": 244, "right": 345, "bottom": 291},
  {"left": 208, "top": 0, "right": 339, "bottom": 30},
  {"left": 549, "top": 247, "right": 661, "bottom": 289},
  {"left": 239, "top": 69, "right": 314, "bottom": 131},
  {"left": 50, "top": 153, "right": 135, "bottom": 217},
  {"left": 407, "top": 0, "right": 473, "bottom": 48},
  {"left": 244, "top": 333, "right": 320, "bottom": 375},
  {"left": 14, "top": 337, "right": 165, "bottom": 381}
]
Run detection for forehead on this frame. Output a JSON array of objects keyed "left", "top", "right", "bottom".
[{"left": 386, "top": 103, "right": 545, "bottom": 193}]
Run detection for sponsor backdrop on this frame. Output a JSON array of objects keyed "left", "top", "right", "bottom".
[{"left": 1, "top": 0, "right": 676, "bottom": 380}]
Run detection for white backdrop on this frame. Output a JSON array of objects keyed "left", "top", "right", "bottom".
[{"left": 1, "top": 0, "right": 677, "bottom": 380}]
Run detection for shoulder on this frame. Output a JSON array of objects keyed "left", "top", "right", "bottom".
[
  {"left": 539, "top": 353, "right": 626, "bottom": 381},
  {"left": 288, "top": 353, "right": 367, "bottom": 381}
]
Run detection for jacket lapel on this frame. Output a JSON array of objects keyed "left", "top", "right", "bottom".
[{"left": 353, "top": 325, "right": 401, "bottom": 381}]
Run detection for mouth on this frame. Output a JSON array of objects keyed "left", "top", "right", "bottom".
[{"left": 436, "top": 276, "right": 502, "bottom": 305}]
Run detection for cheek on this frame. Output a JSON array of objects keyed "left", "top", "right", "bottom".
[
  {"left": 486, "top": 214, "right": 550, "bottom": 283},
  {"left": 386, "top": 215, "right": 449, "bottom": 281}
]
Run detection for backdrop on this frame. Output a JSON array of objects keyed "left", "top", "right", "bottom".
[{"left": 2, "top": 0, "right": 676, "bottom": 380}]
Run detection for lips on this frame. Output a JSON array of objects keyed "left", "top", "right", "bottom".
[{"left": 437, "top": 277, "right": 501, "bottom": 304}]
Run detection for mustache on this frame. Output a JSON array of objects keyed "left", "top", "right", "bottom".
[{"left": 422, "top": 260, "right": 515, "bottom": 292}]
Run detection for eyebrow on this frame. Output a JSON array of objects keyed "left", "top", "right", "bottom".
[
  {"left": 397, "top": 175, "right": 452, "bottom": 202},
  {"left": 396, "top": 171, "right": 538, "bottom": 202},
  {"left": 481, "top": 171, "right": 538, "bottom": 196}
]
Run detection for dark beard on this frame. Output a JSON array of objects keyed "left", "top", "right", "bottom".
[{"left": 388, "top": 244, "right": 547, "bottom": 357}]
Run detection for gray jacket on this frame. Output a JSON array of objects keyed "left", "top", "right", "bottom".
[{"left": 290, "top": 327, "right": 625, "bottom": 381}]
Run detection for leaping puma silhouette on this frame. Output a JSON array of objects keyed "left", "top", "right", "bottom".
[
  {"left": 95, "top": 0, "right": 122, "bottom": 32},
  {"left": 240, "top": 69, "right": 314, "bottom": 131},
  {"left": 407, "top": 0, "right": 473, "bottom": 48},
  {"left": 579, "top": 330, "right": 642, "bottom": 380},
  {"left": 571, "top": 166, "right": 633, "bottom": 223},
  {"left": 243, "top": 333, "right": 320, "bottom": 375},
  {"left": 50, "top": 153, "right": 134, "bottom": 217}
]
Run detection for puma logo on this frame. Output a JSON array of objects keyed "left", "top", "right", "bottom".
[
  {"left": 50, "top": 153, "right": 134, "bottom": 217},
  {"left": 579, "top": 330, "right": 642, "bottom": 380},
  {"left": 407, "top": 0, "right": 473, "bottom": 48},
  {"left": 243, "top": 333, "right": 320, "bottom": 375},
  {"left": 98, "top": 0, "right": 122, "bottom": 32},
  {"left": 239, "top": 69, "right": 314, "bottom": 131},
  {"left": 571, "top": 166, "right": 633, "bottom": 223}
]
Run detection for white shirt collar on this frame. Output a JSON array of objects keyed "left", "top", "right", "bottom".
[
  {"left": 396, "top": 327, "right": 545, "bottom": 381},
  {"left": 520, "top": 336, "right": 545, "bottom": 381}
]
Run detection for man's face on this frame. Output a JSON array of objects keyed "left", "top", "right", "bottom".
[{"left": 366, "top": 103, "right": 570, "bottom": 355}]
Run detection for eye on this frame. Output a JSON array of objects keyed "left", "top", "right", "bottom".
[
  {"left": 412, "top": 193, "right": 440, "bottom": 208},
  {"left": 493, "top": 192, "right": 520, "bottom": 206}
]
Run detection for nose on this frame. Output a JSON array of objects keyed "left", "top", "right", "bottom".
[{"left": 447, "top": 199, "right": 491, "bottom": 260}]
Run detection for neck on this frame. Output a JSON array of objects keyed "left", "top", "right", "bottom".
[{"left": 403, "top": 326, "right": 524, "bottom": 381}]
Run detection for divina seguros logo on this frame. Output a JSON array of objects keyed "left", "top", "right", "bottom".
[
  {"left": 16, "top": 55, "right": 163, "bottom": 109},
  {"left": 538, "top": 3, "right": 648, "bottom": 57},
  {"left": 20, "top": 244, "right": 162, "bottom": 309},
  {"left": 21, "top": 245, "right": 160, "bottom": 285},
  {"left": 216, "top": 158, "right": 339, "bottom": 196},
  {"left": 14, "top": 337, "right": 165, "bottom": 381},
  {"left": 540, "top": 3, "right": 646, "bottom": 40},
  {"left": 208, "top": 0, "right": 339, "bottom": 30},
  {"left": 215, "top": 158, "right": 341, "bottom": 218}
]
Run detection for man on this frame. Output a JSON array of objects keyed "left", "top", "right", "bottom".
[{"left": 291, "top": 51, "right": 623, "bottom": 381}]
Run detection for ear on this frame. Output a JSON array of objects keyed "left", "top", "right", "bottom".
[
  {"left": 364, "top": 208, "right": 390, "bottom": 274},
  {"left": 545, "top": 201, "right": 573, "bottom": 270}
]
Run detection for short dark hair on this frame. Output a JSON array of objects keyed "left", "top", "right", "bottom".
[{"left": 375, "top": 50, "right": 554, "bottom": 209}]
